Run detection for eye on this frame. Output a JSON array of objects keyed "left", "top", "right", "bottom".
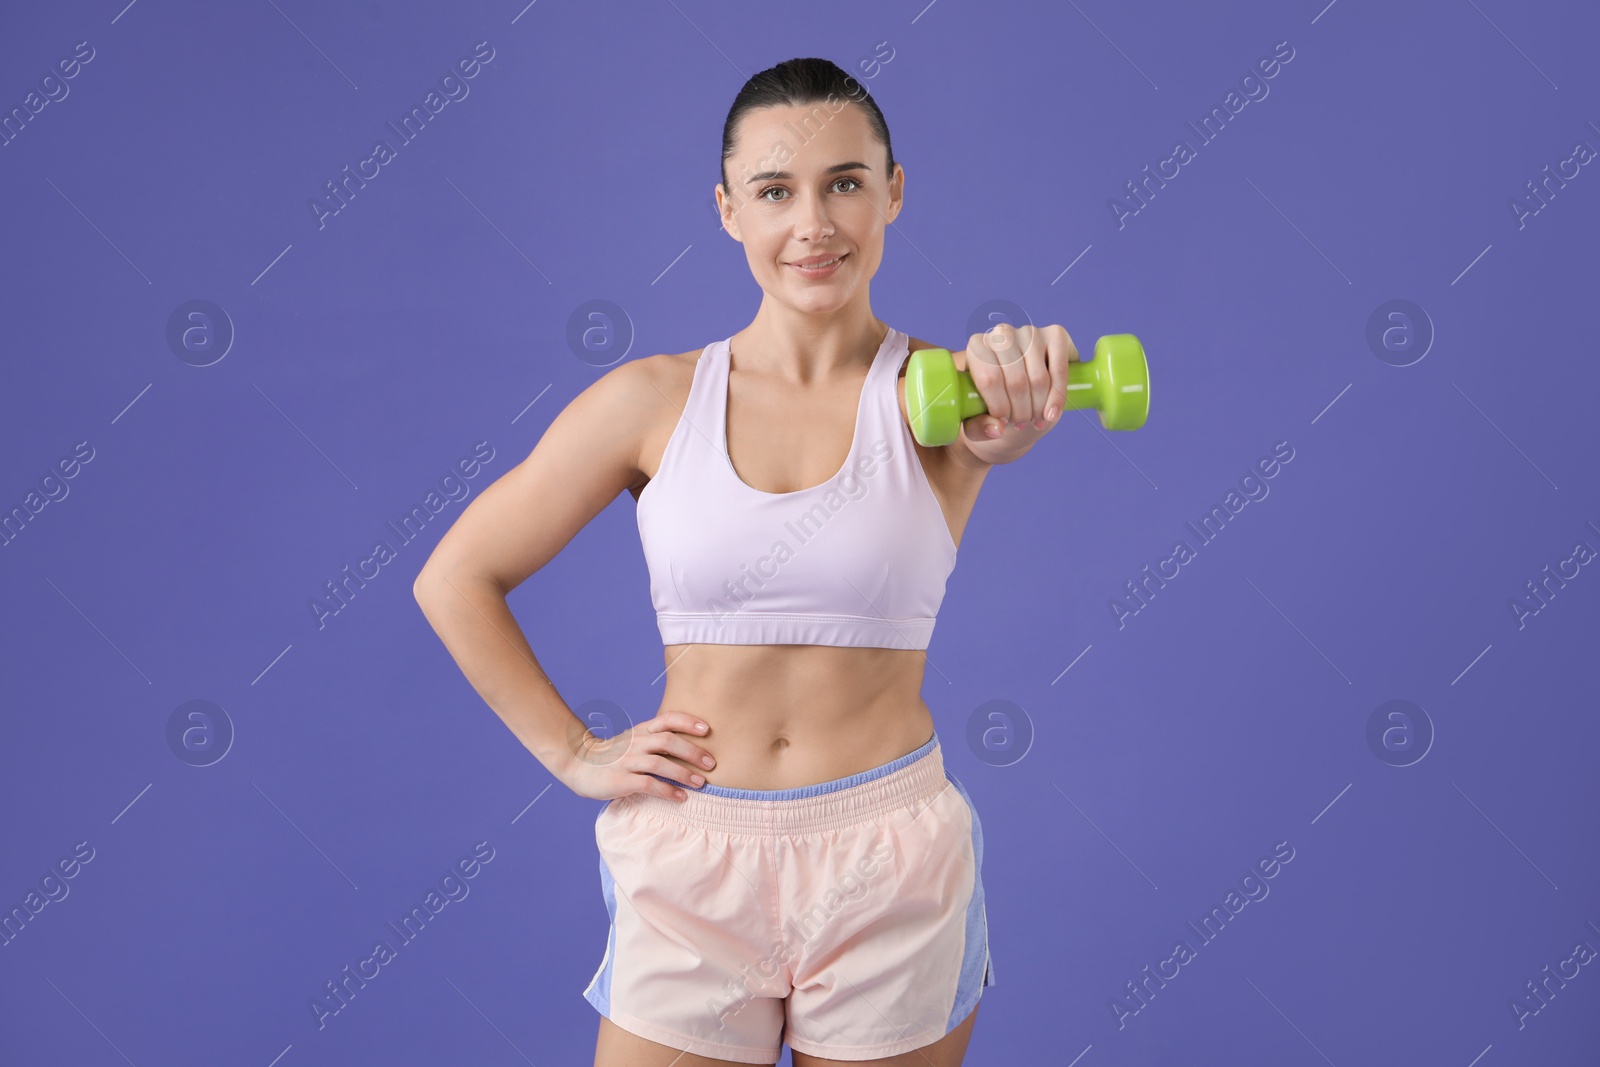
[{"left": 757, "top": 176, "right": 863, "bottom": 203}]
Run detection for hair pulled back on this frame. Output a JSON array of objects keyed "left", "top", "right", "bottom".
[{"left": 719, "top": 57, "right": 896, "bottom": 197}]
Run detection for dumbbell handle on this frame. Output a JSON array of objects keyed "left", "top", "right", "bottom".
[{"left": 905, "top": 333, "right": 1149, "bottom": 447}]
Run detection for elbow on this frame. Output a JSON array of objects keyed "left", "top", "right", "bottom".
[
  {"left": 413, "top": 565, "right": 503, "bottom": 608},
  {"left": 411, "top": 578, "right": 434, "bottom": 617},
  {"left": 413, "top": 567, "right": 447, "bottom": 608}
]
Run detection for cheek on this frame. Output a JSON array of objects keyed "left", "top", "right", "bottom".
[
  {"left": 840, "top": 210, "right": 882, "bottom": 242},
  {"left": 744, "top": 229, "right": 787, "bottom": 262}
]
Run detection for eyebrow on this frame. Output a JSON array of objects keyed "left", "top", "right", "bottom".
[{"left": 745, "top": 161, "right": 870, "bottom": 184}]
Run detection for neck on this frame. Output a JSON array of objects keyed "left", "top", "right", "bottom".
[{"left": 735, "top": 299, "right": 888, "bottom": 383}]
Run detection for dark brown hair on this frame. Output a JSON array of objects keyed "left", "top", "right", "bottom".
[{"left": 719, "top": 57, "right": 896, "bottom": 197}]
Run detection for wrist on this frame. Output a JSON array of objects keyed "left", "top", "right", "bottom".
[{"left": 536, "top": 717, "right": 594, "bottom": 784}]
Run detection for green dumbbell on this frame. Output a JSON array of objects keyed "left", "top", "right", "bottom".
[{"left": 905, "top": 333, "right": 1149, "bottom": 446}]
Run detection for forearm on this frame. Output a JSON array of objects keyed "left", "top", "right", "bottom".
[{"left": 412, "top": 570, "right": 586, "bottom": 780}]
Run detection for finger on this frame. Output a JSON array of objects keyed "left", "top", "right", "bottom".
[
  {"left": 989, "top": 323, "right": 1034, "bottom": 427},
  {"left": 649, "top": 713, "right": 715, "bottom": 769},
  {"left": 644, "top": 774, "right": 688, "bottom": 802},
  {"left": 966, "top": 328, "right": 1011, "bottom": 428},
  {"left": 661, "top": 711, "right": 709, "bottom": 737},
  {"left": 1036, "top": 325, "right": 1076, "bottom": 426},
  {"left": 648, "top": 754, "right": 706, "bottom": 791},
  {"left": 965, "top": 330, "right": 998, "bottom": 373},
  {"left": 1016, "top": 325, "right": 1051, "bottom": 427},
  {"left": 665, "top": 713, "right": 710, "bottom": 739},
  {"left": 1046, "top": 325, "right": 1080, "bottom": 424},
  {"left": 658, "top": 729, "right": 717, "bottom": 770}
]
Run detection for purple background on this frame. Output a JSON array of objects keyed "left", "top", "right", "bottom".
[{"left": 3, "top": 1, "right": 1598, "bottom": 1064}]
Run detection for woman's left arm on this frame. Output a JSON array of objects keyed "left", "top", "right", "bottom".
[{"left": 949, "top": 323, "right": 1078, "bottom": 467}]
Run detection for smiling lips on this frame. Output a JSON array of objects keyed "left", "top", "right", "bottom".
[{"left": 788, "top": 253, "right": 849, "bottom": 276}]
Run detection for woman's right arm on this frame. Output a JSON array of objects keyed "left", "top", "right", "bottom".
[{"left": 411, "top": 355, "right": 714, "bottom": 802}]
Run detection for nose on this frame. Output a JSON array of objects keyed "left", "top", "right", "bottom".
[{"left": 792, "top": 191, "right": 834, "bottom": 240}]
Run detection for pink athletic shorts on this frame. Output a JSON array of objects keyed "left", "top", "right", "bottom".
[{"left": 583, "top": 732, "right": 995, "bottom": 1063}]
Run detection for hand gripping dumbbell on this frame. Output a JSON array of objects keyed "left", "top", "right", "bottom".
[{"left": 905, "top": 333, "right": 1150, "bottom": 446}]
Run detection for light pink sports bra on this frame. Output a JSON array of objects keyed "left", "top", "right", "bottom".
[{"left": 636, "top": 326, "right": 959, "bottom": 650}]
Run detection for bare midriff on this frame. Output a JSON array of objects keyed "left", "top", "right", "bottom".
[{"left": 654, "top": 643, "right": 936, "bottom": 789}]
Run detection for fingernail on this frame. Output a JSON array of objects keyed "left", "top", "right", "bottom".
[
  {"left": 986, "top": 423, "right": 1001, "bottom": 438},
  {"left": 696, "top": 722, "right": 707, "bottom": 732},
  {"left": 1046, "top": 405, "right": 1059, "bottom": 420},
  {"left": 691, "top": 774, "right": 705, "bottom": 785},
  {"left": 702, "top": 755, "right": 715, "bottom": 767}
]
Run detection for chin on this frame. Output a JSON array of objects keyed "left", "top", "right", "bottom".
[{"left": 784, "top": 290, "right": 853, "bottom": 313}]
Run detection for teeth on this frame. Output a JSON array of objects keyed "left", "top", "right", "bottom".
[{"left": 797, "top": 257, "right": 840, "bottom": 269}]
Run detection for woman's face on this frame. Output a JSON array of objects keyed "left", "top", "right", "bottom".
[{"left": 717, "top": 101, "right": 902, "bottom": 314}]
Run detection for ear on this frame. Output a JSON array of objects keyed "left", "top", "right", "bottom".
[
  {"left": 716, "top": 183, "right": 743, "bottom": 241},
  {"left": 885, "top": 163, "right": 904, "bottom": 225}
]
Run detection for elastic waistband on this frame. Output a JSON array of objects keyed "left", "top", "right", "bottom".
[{"left": 629, "top": 733, "right": 946, "bottom": 835}]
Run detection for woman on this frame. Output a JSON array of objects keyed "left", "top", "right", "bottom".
[{"left": 414, "top": 57, "right": 1076, "bottom": 1067}]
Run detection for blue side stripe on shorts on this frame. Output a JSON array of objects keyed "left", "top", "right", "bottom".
[
  {"left": 583, "top": 807, "right": 619, "bottom": 1017},
  {"left": 942, "top": 769, "right": 994, "bottom": 1032}
]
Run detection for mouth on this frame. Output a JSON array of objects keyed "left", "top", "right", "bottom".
[{"left": 787, "top": 253, "right": 849, "bottom": 277}]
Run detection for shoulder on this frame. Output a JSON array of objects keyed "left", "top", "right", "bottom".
[
  {"left": 601, "top": 346, "right": 710, "bottom": 496},
  {"left": 621, "top": 346, "right": 708, "bottom": 428},
  {"left": 647, "top": 344, "right": 710, "bottom": 390},
  {"left": 622, "top": 343, "right": 711, "bottom": 388},
  {"left": 588, "top": 346, "right": 705, "bottom": 416}
]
